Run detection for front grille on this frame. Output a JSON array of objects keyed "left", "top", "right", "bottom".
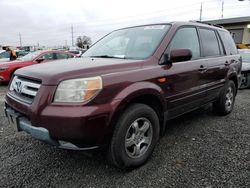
[{"left": 8, "top": 76, "right": 41, "bottom": 104}]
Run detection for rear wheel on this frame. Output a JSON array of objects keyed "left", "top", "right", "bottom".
[
  {"left": 213, "top": 80, "right": 236, "bottom": 115},
  {"left": 108, "top": 103, "right": 160, "bottom": 169}
]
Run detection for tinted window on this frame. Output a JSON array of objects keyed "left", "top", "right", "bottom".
[
  {"left": 216, "top": 32, "right": 225, "bottom": 55},
  {"left": 199, "top": 29, "right": 220, "bottom": 57},
  {"left": 168, "top": 27, "right": 200, "bottom": 60},
  {"left": 218, "top": 31, "right": 238, "bottom": 55},
  {"left": 42, "top": 53, "right": 55, "bottom": 60},
  {"left": 56, "top": 53, "right": 70, "bottom": 59}
]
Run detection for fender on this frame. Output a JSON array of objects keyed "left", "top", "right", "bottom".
[
  {"left": 113, "top": 81, "right": 166, "bottom": 110},
  {"left": 107, "top": 81, "right": 168, "bottom": 135}
]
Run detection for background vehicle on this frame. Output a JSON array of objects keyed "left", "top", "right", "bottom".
[
  {"left": 5, "top": 22, "right": 241, "bottom": 169},
  {"left": 0, "top": 50, "right": 75, "bottom": 83},
  {"left": 0, "top": 50, "right": 10, "bottom": 63},
  {"left": 239, "top": 49, "right": 250, "bottom": 88},
  {"left": 0, "top": 50, "right": 30, "bottom": 63}
]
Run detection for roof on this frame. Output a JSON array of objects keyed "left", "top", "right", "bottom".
[{"left": 205, "top": 16, "right": 250, "bottom": 25}]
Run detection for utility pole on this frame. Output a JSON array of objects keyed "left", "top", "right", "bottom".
[
  {"left": 221, "top": 1, "right": 224, "bottom": 19},
  {"left": 71, "top": 24, "right": 74, "bottom": 47},
  {"left": 19, "top": 32, "right": 22, "bottom": 47},
  {"left": 199, "top": 3, "right": 203, "bottom": 21}
]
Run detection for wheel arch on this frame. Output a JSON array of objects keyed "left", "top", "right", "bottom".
[
  {"left": 228, "top": 72, "right": 239, "bottom": 93},
  {"left": 110, "top": 86, "right": 167, "bottom": 137}
]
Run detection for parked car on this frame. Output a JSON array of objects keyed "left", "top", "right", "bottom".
[
  {"left": 5, "top": 22, "right": 241, "bottom": 169},
  {"left": 0, "top": 50, "right": 30, "bottom": 63},
  {"left": 0, "top": 50, "right": 10, "bottom": 63},
  {"left": 0, "top": 50, "right": 75, "bottom": 83},
  {"left": 239, "top": 49, "right": 250, "bottom": 89},
  {"left": 16, "top": 50, "right": 29, "bottom": 58}
]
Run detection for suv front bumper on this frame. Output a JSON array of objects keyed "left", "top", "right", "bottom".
[{"left": 5, "top": 107, "right": 102, "bottom": 150}]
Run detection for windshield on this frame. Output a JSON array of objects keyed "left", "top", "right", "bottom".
[
  {"left": 83, "top": 25, "right": 170, "bottom": 59},
  {"left": 239, "top": 51, "right": 250, "bottom": 63},
  {"left": 19, "top": 51, "right": 41, "bottom": 61}
]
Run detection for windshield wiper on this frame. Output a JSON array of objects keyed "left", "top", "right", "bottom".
[{"left": 89, "top": 55, "right": 126, "bottom": 59}]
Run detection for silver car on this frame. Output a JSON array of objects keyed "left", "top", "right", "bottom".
[{"left": 239, "top": 49, "right": 250, "bottom": 89}]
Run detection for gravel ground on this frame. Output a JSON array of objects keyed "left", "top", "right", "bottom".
[{"left": 0, "top": 85, "right": 249, "bottom": 188}]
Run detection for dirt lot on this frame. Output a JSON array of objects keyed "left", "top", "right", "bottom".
[{"left": 0, "top": 85, "right": 249, "bottom": 187}]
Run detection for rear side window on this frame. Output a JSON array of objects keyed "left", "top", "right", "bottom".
[
  {"left": 42, "top": 53, "right": 55, "bottom": 60},
  {"left": 218, "top": 31, "right": 238, "bottom": 55},
  {"left": 168, "top": 27, "right": 200, "bottom": 60},
  {"left": 56, "top": 53, "right": 70, "bottom": 59},
  {"left": 199, "top": 28, "right": 220, "bottom": 57}
]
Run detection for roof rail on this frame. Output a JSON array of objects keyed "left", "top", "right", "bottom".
[{"left": 189, "top": 20, "right": 224, "bottom": 28}]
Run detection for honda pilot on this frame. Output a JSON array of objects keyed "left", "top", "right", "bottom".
[{"left": 5, "top": 21, "right": 241, "bottom": 169}]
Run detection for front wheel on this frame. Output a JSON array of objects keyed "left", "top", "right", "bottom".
[
  {"left": 213, "top": 80, "right": 236, "bottom": 115},
  {"left": 108, "top": 103, "right": 160, "bottom": 169}
]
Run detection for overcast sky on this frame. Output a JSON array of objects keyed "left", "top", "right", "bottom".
[{"left": 0, "top": 0, "right": 249, "bottom": 47}]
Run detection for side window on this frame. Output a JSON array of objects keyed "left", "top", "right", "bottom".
[
  {"left": 41, "top": 53, "right": 54, "bottom": 60},
  {"left": 56, "top": 53, "right": 70, "bottom": 59},
  {"left": 199, "top": 28, "right": 220, "bottom": 57},
  {"left": 218, "top": 31, "right": 238, "bottom": 55},
  {"left": 68, "top": 54, "right": 74, "bottom": 58},
  {"left": 216, "top": 32, "right": 225, "bottom": 55},
  {"left": 168, "top": 27, "right": 200, "bottom": 60}
]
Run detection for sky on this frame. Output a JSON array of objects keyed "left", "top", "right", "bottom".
[{"left": 0, "top": 0, "right": 250, "bottom": 47}]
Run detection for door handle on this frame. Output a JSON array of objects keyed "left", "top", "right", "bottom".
[{"left": 199, "top": 65, "right": 207, "bottom": 72}]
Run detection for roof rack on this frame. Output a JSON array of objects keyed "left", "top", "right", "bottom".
[{"left": 189, "top": 20, "right": 224, "bottom": 28}]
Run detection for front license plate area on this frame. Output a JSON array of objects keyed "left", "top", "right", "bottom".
[{"left": 5, "top": 108, "right": 21, "bottom": 131}]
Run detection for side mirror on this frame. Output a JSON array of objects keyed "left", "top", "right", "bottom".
[
  {"left": 161, "top": 49, "right": 192, "bottom": 65},
  {"left": 36, "top": 57, "right": 44, "bottom": 63}
]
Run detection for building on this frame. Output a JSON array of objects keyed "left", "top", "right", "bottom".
[{"left": 206, "top": 16, "right": 250, "bottom": 45}]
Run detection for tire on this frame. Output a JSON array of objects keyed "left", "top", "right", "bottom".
[
  {"left": 240, "top": 74, "right": 250, "bottom": 89},
  {"left": 213, "top": 80, "right": 236, "bottom": 116},
  {"left": 108, "top": 103, "right": 160, "bottom": 169}
]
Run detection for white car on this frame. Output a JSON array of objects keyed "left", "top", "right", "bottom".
[
  {"left": 0, "top": 50, "right": 10, "bottom": 63},
  {"left": 239, "top": 49, "right": 250, "bottom": 89}
]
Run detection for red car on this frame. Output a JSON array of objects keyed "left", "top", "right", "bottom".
[{"left": 0, "top": 50, "right": 75, "bottom": 83}]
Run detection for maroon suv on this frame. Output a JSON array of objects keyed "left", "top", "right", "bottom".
[{"left": 5, "top": 22, "right": 241, "bottom": 169}]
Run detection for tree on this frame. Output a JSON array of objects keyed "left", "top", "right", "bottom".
[{"left": 76, "top": 35, "right": 92, "bottom": 49}]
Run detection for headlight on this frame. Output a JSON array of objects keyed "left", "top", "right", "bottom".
[
  {"left": 0, "top": 66, "right": 9, "bottom": 71},
  {"left": 54, "top": 76, "right": 102, "bottom": 103}
]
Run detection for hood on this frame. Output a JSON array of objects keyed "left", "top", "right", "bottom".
[
  {"left": 0, "top": 58, "right": 10, "bottom": 63},
  {"left": 15, "top": 57, "right": 143, "bottom": 85},
  {"left": 0, "top": 59, "right": 24, "bottom": 65},
  {"left": 242, "top": 62, "right": 250, "bottom": 72}
]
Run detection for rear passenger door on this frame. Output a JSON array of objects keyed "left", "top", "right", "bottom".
[
  {"left": 164, "top": 27, "right": 207, "bottom": 119},
  {"left": 198, "top": 28, "right": 229, "bottom": 102}
]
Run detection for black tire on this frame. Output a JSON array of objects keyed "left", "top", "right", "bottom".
[
  {"left": 239, "top": 74, "right": 250, "bottom": 89},
  {"left": 213, "top": 80, "right": 236, "bottom": 116},
  {"left": 108, "top": 103, "right": 160, "bottom": 169}
]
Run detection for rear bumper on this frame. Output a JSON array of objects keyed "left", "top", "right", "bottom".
[{"left": 5, "top": 107, "right": 101, "bottom": 150}]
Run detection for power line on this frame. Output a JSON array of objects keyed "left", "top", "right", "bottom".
[
  {"left": 19, "top": 32, "right": 22, "bottom": 47},
  {"left": 200, "top": 3, "right": 203, "bottom": 21},
  {"left": 221, "top": 1, "right": 224, "bottom": 19},
  {"left": 71, "top": 24, "right": 74, "bottom": 46}
]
